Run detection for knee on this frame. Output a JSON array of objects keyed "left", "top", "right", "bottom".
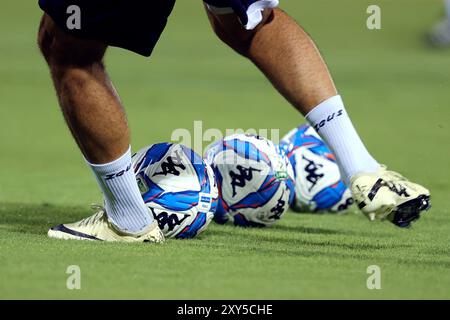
[{"left": 37, "top": 14, "right": 106, "bottom": 69}]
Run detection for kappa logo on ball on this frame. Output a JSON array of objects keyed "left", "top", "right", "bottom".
[
  {"left": 303, "top": 155, "right": 325, "bottom": 192},
  {"left": 229, "top": 165, "right": 262, "bottom": 197},
  {"left": 153, "top": 150, "right": 186, "bottom": 177},
  {"left": 269, "top": 189, "right": 287, "bottom": 220},
  {"left": 151, "top": 208, "right": 190, "bottom": 232}
]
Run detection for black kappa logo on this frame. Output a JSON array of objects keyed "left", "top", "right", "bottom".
[
  {"left": 269, "top": 189, "right": 286, "bottom": 220},
  {"left": 151, "top": 208, "right": 189, "bottom": 232},
  {"left": 229, "top": 165, "right": 262, "bottom": 197},
  {"left": 153, "top": 150, "right": 186, "bottom": 177},
  {"left": 303, "top": 155, "right": 325, "bottom": 192},
  {"left": 313, "top": 109, "right": 344, "bottom": 132}
]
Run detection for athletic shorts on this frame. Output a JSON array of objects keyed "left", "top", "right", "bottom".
[{"left": 38, "top": 0, "right": 279, "bottom": 57}]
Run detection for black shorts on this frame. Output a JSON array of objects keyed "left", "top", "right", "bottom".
[{"left": 38, "top": 0, "right": 279, "bottom": 57}]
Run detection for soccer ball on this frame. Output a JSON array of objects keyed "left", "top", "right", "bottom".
[
  {"left": 204, "top": 134, "right": 295, "bottom": 227},
  {"left": 279, "top": 124, "right": 353, "bottom": 213},
  {"left": 132, "top": 143, "right": 218, "bottom": 239}
]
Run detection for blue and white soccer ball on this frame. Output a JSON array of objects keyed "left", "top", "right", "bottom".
[
  {"left": 132, "top": 143, "right": 218, "bottom": 239},
  {"left": 204, "top": 134, "right": 295, "bottom": 227},
  {"left": 280, "top": 125, "right": 353, "bottom": 213}
]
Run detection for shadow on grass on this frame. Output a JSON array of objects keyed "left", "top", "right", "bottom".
[
  {"left": 273, "top": 224, "right": 345, "bottom": 235},
  {"left": 205, "top": 228, "right": 450, "bottom": 268},
  {"left": 0, "top": 202, "right": 360, "bottom": 238},
  {"left": 0, "top": 202, "right": 90, "bottom": 235},
  {"left": 2, "top": 202, "right": 449, "bottom": 268},
  {"left": 206, "top": 227, "right": 410, "bottom": 251}
]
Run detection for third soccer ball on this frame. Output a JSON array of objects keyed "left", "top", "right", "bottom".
[{"left": 280, "top": 125, "right": 354, "bottom": 213}]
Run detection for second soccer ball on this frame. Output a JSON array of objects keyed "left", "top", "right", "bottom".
[{"left": 204, "top": 134, "right": 295, "bottom": 227}]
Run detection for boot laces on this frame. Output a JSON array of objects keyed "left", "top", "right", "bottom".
[{"left": 76, "top": 205, "right": 106, "bottom": 227}]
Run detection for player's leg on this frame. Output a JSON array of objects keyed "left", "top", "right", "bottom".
[
  {"left": 428, "top": 0, "right": 450, "bottom": 47},
  {"left": 205, "top": 5, "right": 378, "bottom": 183},
  {"left": 206, "top": 7, "right": 336, "bottom": 112},
  {"left": 38, "top": 14, "right": 162, "bottom": 242},
  {"left": 38, "top": 15, "right": 128, "bottom": 163},
  {"left": 204, "top": 2, "right": 430, "bottom": 227}
]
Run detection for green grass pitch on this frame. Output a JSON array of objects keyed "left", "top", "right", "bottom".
[{"left": 1, "top": 1, "right": 450, "bottom": 299}]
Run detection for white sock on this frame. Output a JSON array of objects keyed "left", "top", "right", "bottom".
[
  {"left": 306, "top": 95, "right": 380, "bottom": 183},
  {"left": 87, "top": 147, "right": 153, "bottom": 234}
]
